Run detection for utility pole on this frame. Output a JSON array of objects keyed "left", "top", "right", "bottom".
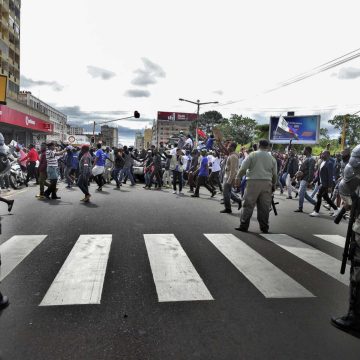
[{"left": 179, "top": 98, "right": 218, "bottom": 145}]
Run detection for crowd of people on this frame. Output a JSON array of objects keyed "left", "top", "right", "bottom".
[{"left": 4, "top": 131, "right": 350, "bottom": 223}]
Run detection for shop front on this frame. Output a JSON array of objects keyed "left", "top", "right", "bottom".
[{"left": 0, "top": 105, "right": 53, "bottom": 147}]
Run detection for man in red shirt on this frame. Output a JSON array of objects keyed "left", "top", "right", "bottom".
[{"left": 23, "top": 144, "right": 39, "bottom": 186}]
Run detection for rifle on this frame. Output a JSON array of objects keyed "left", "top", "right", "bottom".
[
  {"left": 271, "top": 195, "right": 279, "bottom": 216},
  {"left": 335, "top": 194, "right": 359, "bottom": 274}
]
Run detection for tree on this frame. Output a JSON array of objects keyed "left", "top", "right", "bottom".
[
  {"left": 319, "top": 127, "right": 330, "bottom": 148},
  {"left": 196, "top": 110, "right": 224, "bottom": 133},
  {"left": 254, "top": 124, "right": 269, "bottom": 141},
  {"left": 328, "top": 114, "right": 360, "bottom": 146},
  {"left": 218, "top": 114, "right": 257, "bottom": 145}
]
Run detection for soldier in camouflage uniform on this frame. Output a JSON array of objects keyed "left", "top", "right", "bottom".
[{"left": 331, "top": 145, "right": 360, "bottom": 334}]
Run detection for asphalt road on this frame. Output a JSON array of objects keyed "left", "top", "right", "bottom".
[{"left": 0, "top": 180, "right": 358, "bottom": 360}]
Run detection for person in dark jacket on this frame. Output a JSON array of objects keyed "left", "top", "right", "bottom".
[
  {"left": 36, "top": 143, "right": 51, "bottom": 199},
  {"left": 284, "top": 150, "right": 299, "bottom": 199},
  {"left": 310, "top": 150, "right": 338, "bottom": 217}
]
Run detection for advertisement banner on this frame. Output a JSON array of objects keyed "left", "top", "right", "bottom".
[
  {"left": 157, "top": 111, "right": 197, "bottom": 121},
  {"left": 269, "top": 115, "right": 320, "bottom": 144},
  {"left": 0, "top": 105, "right": 53, "bottom": 133}
]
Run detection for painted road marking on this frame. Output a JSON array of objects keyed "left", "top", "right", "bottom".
[
  {"left": 40, "top": 234, "right": 112, "bottom": 306},
  {"left": 261, "top": 234, "right": 349, "bottom": 285},
  {"left": 205, "top": 234, "right": 314, "bottom": 298},
  {"left": 314, "top": 234, "right": 345, "bottom": 248},
  {"left": 0, "top": 235, "right": 47, "bottom": 281},
  {"left": 144, "top": 234, "right": 214, "bottom": 302}
]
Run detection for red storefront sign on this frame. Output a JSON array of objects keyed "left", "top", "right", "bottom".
[
  {"left": 157, "top": 111, "right": 197, "bottom": 121},
  {"left": 0, "top": 105, "right": 53, "bottom": 133}
]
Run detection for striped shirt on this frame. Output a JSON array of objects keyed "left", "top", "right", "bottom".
[{"left": 46, "top": 150, "right": 58, "bottom": 167}]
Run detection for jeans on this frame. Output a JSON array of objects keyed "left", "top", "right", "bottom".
[
  {"left": 26, "top": 161, "right": 38, "bottom": 183},
  {"left": 311, "top": 183, "right": 320, "bottom": 198},
  {"left": 65, "top": 166, "right": 74, "bottom": 186},
  {"left": 209, "top": 171, "right": 222, "bottom": 192},
  {"left": 119, "top": 167, "right": 135, "bottom": 185},
  {"left": 286, "top": 174, "right": 298, "bottom": 197},
  {"left": 38, "top": 171, "right": 50, "bottom": 195},
  {"left": 149, "top": 168, "right": 162, "bottom": 188},
  {"left": 314, "top": 186, "right": 337, "bottom": 213},
  {"left": 223, "top": 182, "right": 241, "bottom": 210},
  {"left": 195, "top": 175, "right": 214, "bottom": 196},
  {"left": 144, "top": 172, "right": 152, "bottom": 187},
  {"left": 298, "top": 180, "right": 316, "bottom": 209},
  {"left": 162, "top": 169, "right": 171, "bottom": 186},
  {"left": 112, "top": 168, "right": 122, "bottom": 186},
  {"left": 172, "top": 170, "right": 183, "bottom": 191},
  {"left": 77, "top": 174, "right": 90, "bottom": 196}
]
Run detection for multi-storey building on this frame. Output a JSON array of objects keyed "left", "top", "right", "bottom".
[
  {"left": 18, "top": 91, "right": 67, "bottom": 143},
  {"left": 0, "top": 0, "right": 21, "bottom": 99},
  {"left": 135, "top": 131, "right": 144, "bottom": 151},
  {"left": 100, "top": 125, "right": 118, "bottom": 147},
  {"left": 68, "top": 126, "right": 84, "bottom": 136},
  {"left": 152, "top": 111, "right": 196, "bottom": 147},
  {"left": 143, "top": 128, "right": 153, "bottom": 149}
]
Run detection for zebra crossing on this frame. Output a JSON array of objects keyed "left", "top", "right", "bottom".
[{"left": 0, "top": 232, "right": 349, "bottom": 306}]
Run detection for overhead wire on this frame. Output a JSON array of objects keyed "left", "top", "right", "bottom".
[{"left": 216, "top": 47, "right": 360, "bottom": 108}]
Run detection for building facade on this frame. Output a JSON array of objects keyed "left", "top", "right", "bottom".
[
  {"left": 100, "top": 125, "right": 118, "bottom": 147},
  {"left": 18, "top": 91, "right": 67, "bottom": 143},
  {"left": 68, "top": 126, "right": 84, "bottom": 136},
  {"left": 0, "top": 0, "right": 21, "bottom": 99},
  {"left": 143, "top": 128, "right": 152, "bottom": 149},
  {"left": 0, "top": 97, "right": 53, "bottom": 146},
  {"left": 152, "top": 111, "right": 196, "bottom": 147},
  {"left": 135, "top": 131, "right": 144, "bottom": 151}
]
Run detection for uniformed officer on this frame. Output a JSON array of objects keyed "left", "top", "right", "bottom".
[
  {"left": 235, "top": 139, "right": 277, "bottom": 233},
  {"left": 331, "top": 144, "right": 360, "bottom": 334}
]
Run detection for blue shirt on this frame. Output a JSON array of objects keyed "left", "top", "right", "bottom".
[
  {"left": 71, "top": 151, "right": 79, "bottom": 169},
  {"left": 199, "top": 156, "right": 209, "bottom": 177},
  {"left": 95, "top": 149, "right": 106, "bottom": 166},
  {"left": 206, "top": 138, "right": 214, "bottom": 150}
]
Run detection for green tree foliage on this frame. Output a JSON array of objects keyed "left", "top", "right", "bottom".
[
  {"left": 254, "top": 124, "right": 269, "bottom": 141},
  {"left": 319, "top": 127, "right": 330, "bottom": 148},
  {"left": 190, "top": 110, "right": 224, "bottom": 135},
  {"left": 218, "top": 114, "right": 257, "bottom": 145},
  {"left": 328, "top": 114, "right": 360, "bottom": 146}
]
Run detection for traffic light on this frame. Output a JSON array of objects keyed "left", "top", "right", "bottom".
[{"left": 134, "top": 111, "right": 140, "bottom": 119}]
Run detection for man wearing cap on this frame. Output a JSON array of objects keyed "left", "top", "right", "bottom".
[{"left": 235, "top": 139, "right": 277, "bottom": 233}]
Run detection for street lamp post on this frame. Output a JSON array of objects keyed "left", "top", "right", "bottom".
[{"left": 178, "top": 98, "right": 218, "bottom": 145}]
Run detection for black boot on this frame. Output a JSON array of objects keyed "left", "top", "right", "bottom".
[{"left": 331, "top": 279, "right": 360, "bottom": 335}]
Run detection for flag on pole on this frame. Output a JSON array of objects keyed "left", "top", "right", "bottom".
[
  {"left": 276, "top": 115, "right": 298, "bottom": 139},
  {"left": 197, "top": 128, "right": 207, "bottom": 139}
]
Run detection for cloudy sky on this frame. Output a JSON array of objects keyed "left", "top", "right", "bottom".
[{"left": 20, "top": 0, "right": 360, "bottom": 145}]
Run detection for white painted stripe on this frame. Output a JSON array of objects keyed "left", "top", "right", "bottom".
[
  {"left": 0, "top": 235, "right": 47, "bottom": 281},
  {"left": 40, "top": 235, "right": 112, "bottom": 306},
  {"left": 261, "top": 234, "right": 349, "bottom": 285},
  {"left": 144, "top": 234, "right": 213, "bottom": 302},
  {"left": 314, "top": 234, "right": 345, "bottom": 248},
  {"left": 205, "top": 234, "right": 314, "bottom": 298}
]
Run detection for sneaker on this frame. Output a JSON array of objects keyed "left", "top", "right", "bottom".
[
  {"left": 286, "top": 196, "right": 293, "bottom": 199},
  {"left": 191, "top": 194, "right": 199, "bottom": 198},
  {"left": 178, "top": 191, "right": 183, "bottom": 195},
  {"left": 173, "top": 190, "right": 177, "bottom": 194},
  {"left": 332, "top": 209, "right": 341, "bottom": 217},
  {"left": 220, "top": 209, "right": 232, "bottom": 214},
  {"left": 309, "top": 211, "right": 320, "bottom": 217},
  {"left": 294, "top": 208, "right": 303, "bottom": 213},
  {"left": 211, "top": 190, "right": 217, "bottom": 198}
]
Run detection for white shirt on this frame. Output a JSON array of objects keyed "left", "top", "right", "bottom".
[
  {"left": 208, "top": 156, "right": 221, "bottom": 172},
  {"left": 185, "top": 138, "right": 193, "bottom": 148}
]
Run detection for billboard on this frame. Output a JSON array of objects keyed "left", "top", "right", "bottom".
[
  {"left": 157, "top": 111, "right": 197, "bottom": 121},
  {"left": 269, "top": 115, "right": 320, "bottom": 144}
]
